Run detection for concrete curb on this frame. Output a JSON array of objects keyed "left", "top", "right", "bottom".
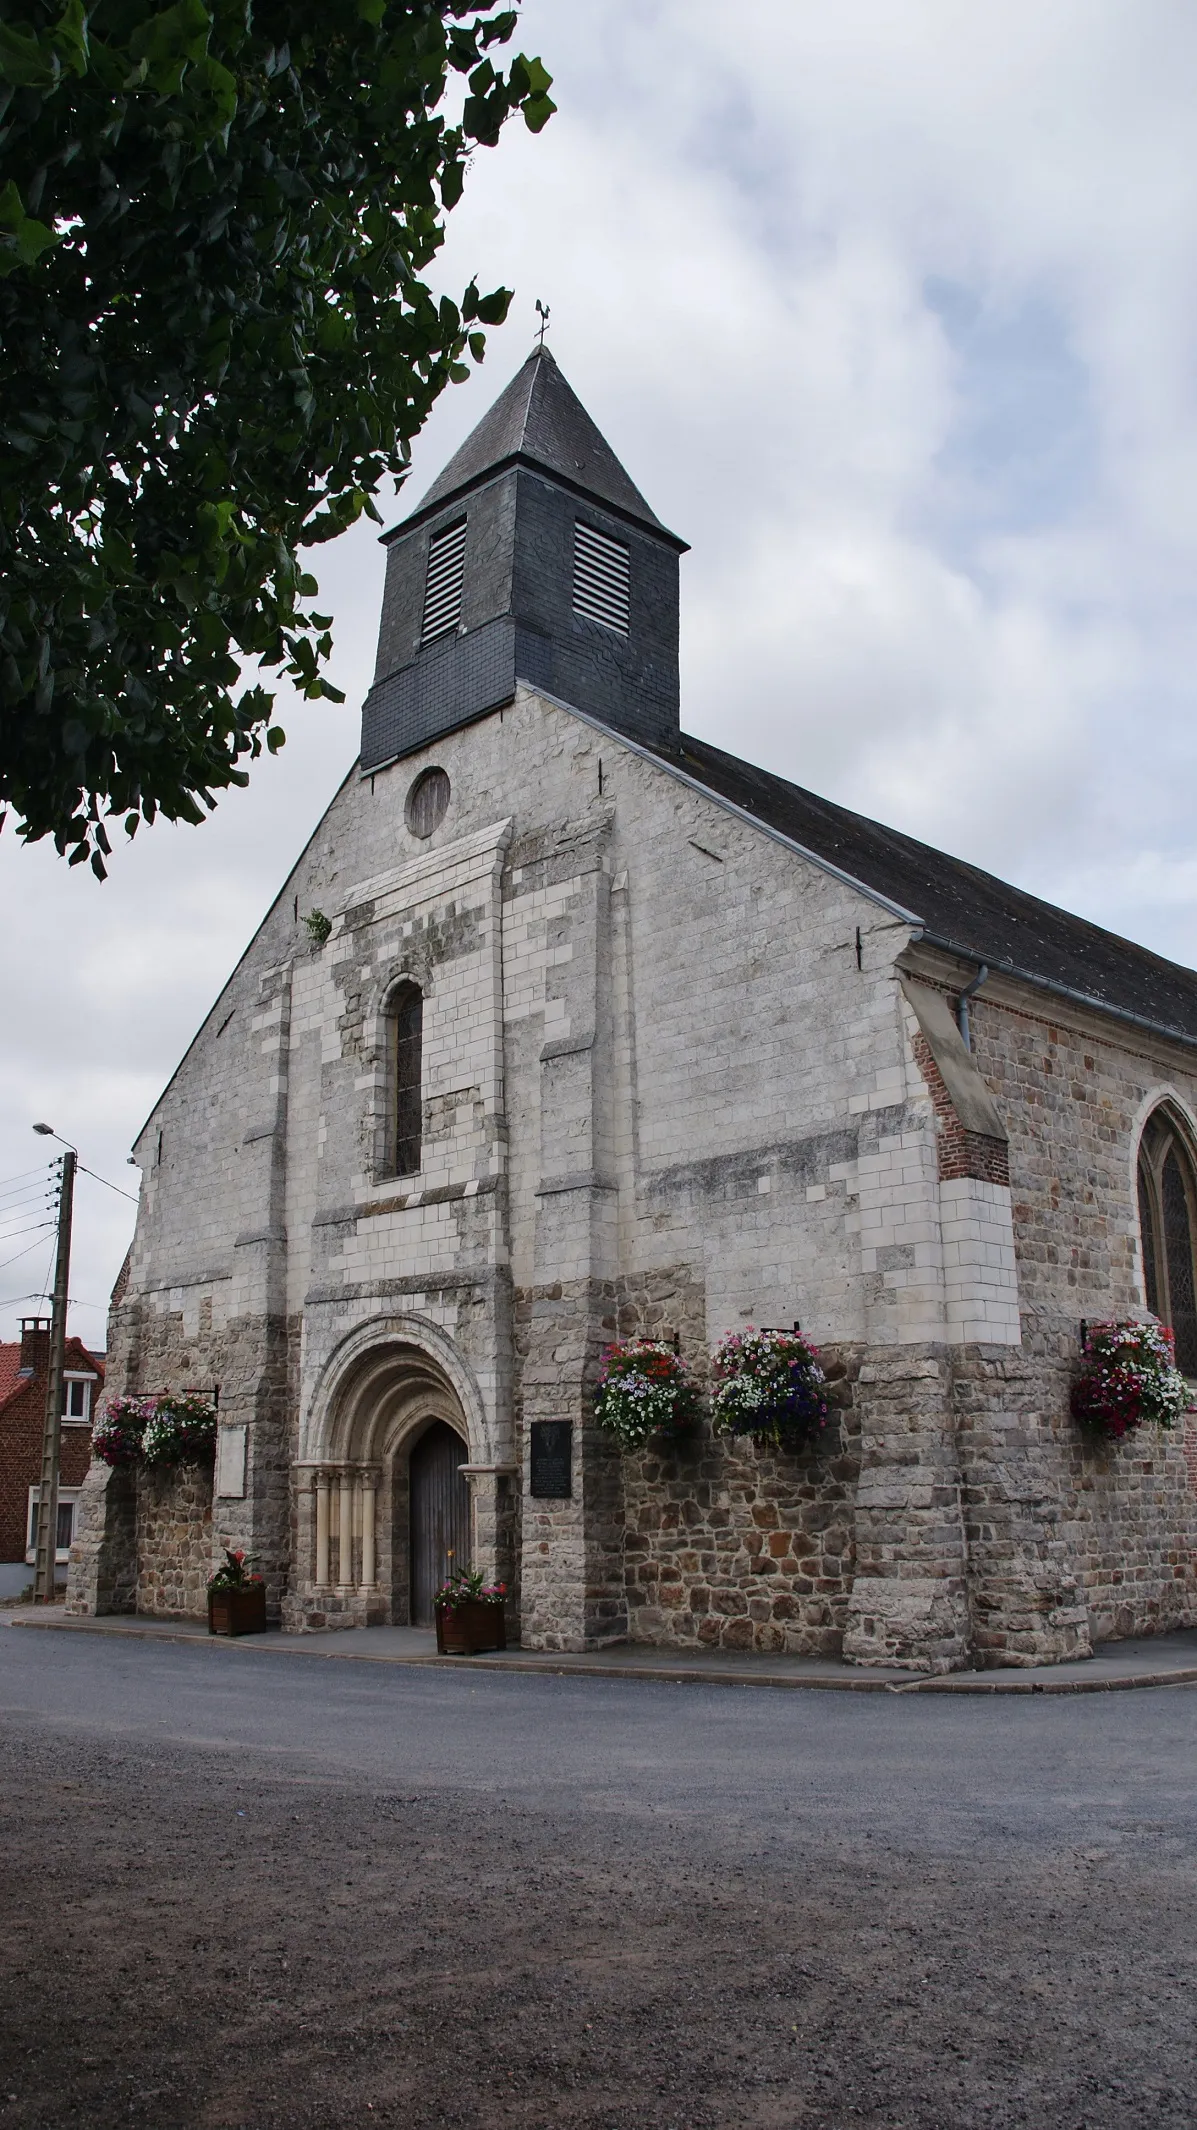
[{"left": 9, "top": 1612, "right": 1197, "bottom": 1695}]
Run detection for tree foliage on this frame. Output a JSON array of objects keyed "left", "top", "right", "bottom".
[{"left": 0, "top": 1, "right": 553, "bottom": 874}]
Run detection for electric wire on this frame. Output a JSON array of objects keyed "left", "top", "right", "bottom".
[
  {"left": 77, "top": 1163, "right": 138, "bottom": 1204},
  {"left": 0, "top": 1234, "right": 58, "bottom": 1276},
  {"left": 0, "top": 1162, "right": 57, "bottom": 1194},
  {"left": 0, "top": 1183, "right": 56, "bottom": 1213}
]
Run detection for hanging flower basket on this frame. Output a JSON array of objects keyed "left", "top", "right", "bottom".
[
  {"left": 91, "top": 1394, "right": 151, "bottom": 1467},
  {"left": 710, "top": 1328, "right": 828, "bottom": 1449},
  {"left": 1071, "top": 1321, "right": 1190, "bottom": 1444},
  {"left": 140, "top": 1393, "right": 218, "bottom": 1468},
  {"left": 91, "top": 1392, "right": 217, "bottom": 1470},
  {"left": 592, "top": 1339, "right": 701, "bottom": 1450}
]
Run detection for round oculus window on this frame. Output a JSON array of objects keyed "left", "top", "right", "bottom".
[{"left": 405, "top": 766, "right": 450, "bottom": 838}]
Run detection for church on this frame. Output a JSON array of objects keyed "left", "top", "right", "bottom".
[{"left": 68, "top": 344, "right": 1197, "bottom": 1670}]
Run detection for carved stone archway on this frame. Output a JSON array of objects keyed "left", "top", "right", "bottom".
[{"left": 287, "top": 1317, "right": 514, "bottom": 1631}]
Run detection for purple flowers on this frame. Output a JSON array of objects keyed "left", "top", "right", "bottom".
[
  {"left": 592, "top": 1339, "right": 700, "bottom": 1448},
  {"left": 710, "top": 1328, "right": 828, "bottom": 1447}
]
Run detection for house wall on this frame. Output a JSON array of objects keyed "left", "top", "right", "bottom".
[{"left": 0, "top": 1329, "right": 101, "bottom": 1577}]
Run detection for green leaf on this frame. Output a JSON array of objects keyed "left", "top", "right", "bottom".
[
  {"left": 0, "top": 21, "right": 59, "bottom": 90},
  {"left": 522, "top": 92, "right": 556, "bottom": 134},
  {"left": 0, "top": 0, "right": 549, "bottom": 875}
]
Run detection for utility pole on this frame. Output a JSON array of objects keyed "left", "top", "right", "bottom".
[{"left": 32, "top": 1149, "right": 75, "bottom": 1605}]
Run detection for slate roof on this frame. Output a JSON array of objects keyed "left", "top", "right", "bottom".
[
  {"left": 393, "top": 346, "right": 685, "bottom": 546},
  {"left": 656, "top": 731, "right": 1197, "bottom": 1047}
]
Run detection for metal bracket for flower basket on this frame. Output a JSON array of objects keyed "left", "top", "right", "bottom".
[{"left": 759, "top": 1321, "right": 803, "bottom": 1335}]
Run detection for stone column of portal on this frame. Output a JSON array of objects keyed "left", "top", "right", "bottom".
[
  {"left": 360, "top": 1470, "right": 378, "bottom": 1592},
  {"left": 460, "top": 1463, "right": 519, "bottom": 1616},
  {"left": 314, "top": 1470, "right": 331, "bottom": 1589},
  {"left": 337, "top": 1469, "right": 354, "bottom": 1592}
]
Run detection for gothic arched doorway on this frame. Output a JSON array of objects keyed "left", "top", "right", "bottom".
[{"left": 408, "top": 1420, "right": 470, "bottom": 1625}]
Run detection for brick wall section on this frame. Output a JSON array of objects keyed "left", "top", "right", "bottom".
[
  {"left": 911, "top": 1030, "right": 1009, "bottom": 1186},
  {"left": 0, "top": 1327, "right": 102, "bottom": 1567}
]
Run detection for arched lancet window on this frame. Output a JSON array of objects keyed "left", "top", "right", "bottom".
[
  {"left": 1137, "top": 1107, "right": 1197, "bottom": 1374},
  {"left": 388, "top": 982, "right": 423, "bottom": 1177}
]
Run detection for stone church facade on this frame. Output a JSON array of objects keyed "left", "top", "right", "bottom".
[{"left": 69, "top": 347, "right": 1197, "bottom": 1670}]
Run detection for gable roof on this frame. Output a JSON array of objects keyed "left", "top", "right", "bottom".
[
  {"left": 0, "top": 1345, "right": 25, "bottom": 1413},
  {"left": 392, "top": 346, "right": 685, "bottom": 547},
  {"left": 0, "top": 1335, "right": 104, "bottom": 1417},
  {"left": 651, "top": 731, "right": 1197, "bottom": 1048}
]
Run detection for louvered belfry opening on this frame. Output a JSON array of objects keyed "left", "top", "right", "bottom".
[
  {"left": 361, "top": 347, "right": 687, "bottom": 770},
  {"left": 573, "top": 520, "right": 630, "bottom": 634},
  {"left": 421, "top": 518, "right": 466, "bottom": 643}
]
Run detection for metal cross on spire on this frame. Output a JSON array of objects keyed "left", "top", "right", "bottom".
[{"left": 535, "top": 298, "right": 550, "bottom": 349}]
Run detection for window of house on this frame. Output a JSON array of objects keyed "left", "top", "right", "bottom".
[
  {"left": 1137, "top": 1108, "right": 1197, "bottom": 1374},
  {"left": 421, "top": 519, "right": 466, "bottom": 644},
  {"left": 26, "top": 1487, "right": 80, "bottom": 1562},
  {"left": 62, "top": 1376, "right": 93, "bottom": 1426},
  {"left": 389, "top": 982, "right": 424, "bottom": 1177},
  {"left": 573, "top": 521, "right": 630, "bottom": 634}
]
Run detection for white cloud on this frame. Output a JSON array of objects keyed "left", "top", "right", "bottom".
[{"left": 4, "top": 0, "right": 1197, "bottom": 1334}]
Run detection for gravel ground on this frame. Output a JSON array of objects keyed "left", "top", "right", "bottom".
[{"left": 1, "top": 1627, "right": 1196, "bottom": 2130}]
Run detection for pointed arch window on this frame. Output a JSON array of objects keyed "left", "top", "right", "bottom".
[
  {"left": 388, "top": 982, "right": 423, "bottom": 1177},
  {"left": 1137, "top": 1108, "right": 1197, "bottom": 1374}
]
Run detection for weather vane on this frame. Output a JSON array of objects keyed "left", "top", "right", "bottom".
[{"left": 535, "top": 298, "right": 550, "bottom": 349}]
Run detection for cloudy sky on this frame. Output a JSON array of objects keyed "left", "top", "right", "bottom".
[{"left": 3, "top": 0, "right": 1197, "bottom": 1345}]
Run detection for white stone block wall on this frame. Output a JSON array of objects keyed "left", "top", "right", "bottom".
[{"left": 939, "top": 1177, "right": 1021, "bottom": 1344}]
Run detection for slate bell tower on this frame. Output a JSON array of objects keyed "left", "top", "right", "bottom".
[{"left": 360, "top": 346, "right": 688, "bottom": 772}]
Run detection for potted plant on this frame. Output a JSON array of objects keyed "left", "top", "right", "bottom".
[
  {"left": 592, "top": 1338, "right": 700, "bottom": 1449},
  {"left": 710, "top": 1327, "right": 829, "bottom": 1449},
  {"left": 207, "top": 1549, "right": 268, "bottom": 1636},
  {"left": 434, "top": 1560, "right": 507, "bottom": 1654},
  {"left": 1071, "top": 1320, "right": 1190, "bottom": 1443}
]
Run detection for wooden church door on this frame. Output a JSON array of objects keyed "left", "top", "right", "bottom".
[{"left": 409, "top": 1422, "right": 470, "bottom": 1625}]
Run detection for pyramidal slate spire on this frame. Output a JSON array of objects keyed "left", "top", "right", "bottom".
[{"left": 360, "top": 346, "right": 687, "bottom": 773}]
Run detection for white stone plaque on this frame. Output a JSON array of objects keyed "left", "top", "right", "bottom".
[{"left": 215, "top": 1423, "right": 247, "bottom": 1500}]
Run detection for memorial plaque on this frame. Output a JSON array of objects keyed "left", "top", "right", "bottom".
[
  {"left": 215, "top": 1423, "right": 247, "bottom": 1500},
  {"left": 530, "top": 1421, "right": 573, "bottom": 1499}
]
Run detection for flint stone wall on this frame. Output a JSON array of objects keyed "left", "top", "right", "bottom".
[{"left": 134, "top": 1464, "right": 213, "bottom": 1618}]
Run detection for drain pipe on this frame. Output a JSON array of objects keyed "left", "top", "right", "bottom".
[{"left": 956, "top": 964, "right": 989, "bottom": 1052}]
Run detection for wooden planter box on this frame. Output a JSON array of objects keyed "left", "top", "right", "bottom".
[
  {"left": 208, "top": 1584, "right": 268, "bottom": 1637},
  {"left": 435, "top": 1599, "right": 507, "bottom": 1655}
]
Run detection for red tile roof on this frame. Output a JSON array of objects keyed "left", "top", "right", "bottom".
[{"left": 0, "top": 1337, "right": 104, "bottom": 1415}]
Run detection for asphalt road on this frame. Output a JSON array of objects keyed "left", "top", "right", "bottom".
[{"left": 2, "top": 1624, "right": 1196, "bottom": 2129}]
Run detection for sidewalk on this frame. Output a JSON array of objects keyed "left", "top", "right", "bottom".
[{"left": 8, "top": 1605, "right": 1197, "bottom": 1694}]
